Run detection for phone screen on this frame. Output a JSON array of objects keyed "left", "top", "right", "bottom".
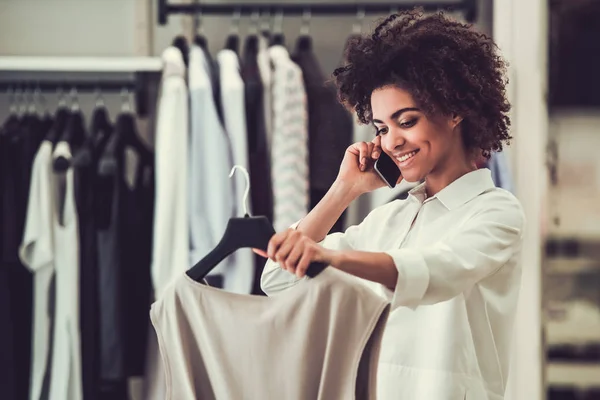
[{"left": 374, "top": 151, "right": 401, "bottom": 188}]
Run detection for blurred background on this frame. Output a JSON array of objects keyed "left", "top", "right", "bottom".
[{"left": 0, "top": 0, "right": 598, "bottom": 399}]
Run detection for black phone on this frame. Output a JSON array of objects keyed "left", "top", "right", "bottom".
[{"left": 374, "top": 151, "right": 401, "bottom": 188}]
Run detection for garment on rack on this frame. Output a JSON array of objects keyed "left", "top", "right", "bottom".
[
  {"left": 188, "top": 45, "right": 235, "bottom": 281},
  {"left": 48, "top": 141, "right": 83, "bottom": 400},
  {"left": 151, "top": 46, "right": 189, "bottom": 298},
  {"left": 217, "top": 48, "right": 254, "bottom": 294},
  {"left": 241, "top": 35, "right": 274, "bottom": 295},
  {"left": 257, "top": 35, "right": 273, "bottom": 151},
  {"left": 19, "top": 140, "right": 56, "bottom": 400},
  {"left": 0, "top": 122, "right": 16, "bottom": 400},
  {"left": 96, "top": 113, "right": 154, "bottom": 385},
  {"left": 150, "top": 269, "right": 389, "bottom": 400},
  {"left": 5, "top": 112, "right": 47, "bottom": 400},
  {"left": 73, "top": 110, "right": 113, "bottom": 400},
  {"left": 293, "top": 36, "right": 352, "bottom": 232},
  {"left": 269, "top": 45, "right": 309, "bottom": 233}
]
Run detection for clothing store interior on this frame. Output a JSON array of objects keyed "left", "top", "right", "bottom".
[{"left": 0, "top": 0, "right": 599, "bottom": 399}]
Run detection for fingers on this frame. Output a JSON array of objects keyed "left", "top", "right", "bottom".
[
  {"left": 267, "top": 229, "right": 290, "bottom": 260},
  {"left": 284, "top": 241, "right": 305, "bottom": 274},
  {"left": 273, "top": 230, "right": 298, "bottom": 264},
  {"left": 295, "top": 248, "right": 314, "bottom": 278},
  {"left": 371, "top": 135, "right": 382, "bottom": 159},
  {"left": 252, "top": 248, "right": 268, "bottom": 258},
  {"left": 356, "top": 141, "right": 369, "bottom": 171}
]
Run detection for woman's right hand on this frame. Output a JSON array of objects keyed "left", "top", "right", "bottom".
[{"left": 336, "top": 136, "right": 390, "bottom": 196}]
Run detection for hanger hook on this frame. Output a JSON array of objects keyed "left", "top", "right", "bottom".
[
  {"left": 95, "top": 84, "right": 105, "bottom": 107},
  {"left": 273, "top": 9, "right": 284, "bottom": 34},
  {"left": 260, "top": 9, "right": 271, "bottom": 33},
  {"left": 230, "top": 7, "right": 241, "bottom": 35},
  {"left": 229, "top": 165, "right": 251, "bottom": 217},
  {"left": 7, "top": 86, "right": 17, "bottom": 115},
  {"left": 353, "top": 7, "right": 366, "bottom": 34},
  {"left": 70, "top": 86, "right": 79, "bottom": 111},
  {"left": 300, "top": 8, "right": 311, "bottom": 36},
  {"left": 195, "top": 10, "right": 204, "bottom": 35},
  {"left": 249, "top": 9, "right": 260, "bottom": 34}
]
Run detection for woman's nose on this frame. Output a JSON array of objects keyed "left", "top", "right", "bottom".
[{"left": 383, "top": 131, "right": 406, "bottom": 152}]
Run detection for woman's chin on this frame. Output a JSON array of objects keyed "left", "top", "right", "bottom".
[{"left": 399, "top": 170, "right": 423, "bottom": 184}]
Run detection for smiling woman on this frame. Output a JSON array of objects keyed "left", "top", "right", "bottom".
[{"left": 259, "top": 8, "right": 524, "bottom": 400}]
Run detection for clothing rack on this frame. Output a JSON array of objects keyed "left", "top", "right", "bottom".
[
  {"left": 158, "top": 0, "right": 478, "bottom": 24},
  {"left": 0, "top": 57, "right": 162, "bottom": 117}
]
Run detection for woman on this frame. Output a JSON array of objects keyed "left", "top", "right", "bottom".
[{"left": 257, "top": 9, "right": 524, "bottom": 400}]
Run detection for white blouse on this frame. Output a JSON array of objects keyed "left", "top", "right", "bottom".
[{"left": 261, "top": 168, "right": 525, "bottom": 400}]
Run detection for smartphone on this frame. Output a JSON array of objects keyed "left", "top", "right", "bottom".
[{"left": 374, "top": 151, "right": 401, "bottom": 188}]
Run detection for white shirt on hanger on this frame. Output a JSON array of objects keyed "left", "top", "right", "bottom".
[
  {"left": 269, "top": 45, "right": 310, "bottom": 233},
  {"left": 262, "top": 169, "right": 525, "bottom": 400},
  {"left": 19, "top": 140, "right": 55, "bottom": 400},
  {"left": 48, "top": 141, "right": 83, "bottom": 400},
  {"left": 151, "top": 46, "right": 189, "bottom": 298},
  {"left": 216, "top": 49, "right": 254, "bottom": 294},
  {"left": 188, "top": 45, "right": 235, "bottom": 277}
]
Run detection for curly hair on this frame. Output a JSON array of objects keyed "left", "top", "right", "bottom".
[{"left": 333, "top": 8, "right": 511, "bottom": 157}]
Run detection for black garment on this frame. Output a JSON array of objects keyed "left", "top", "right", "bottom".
[
  {"left": 241, "top": 35, "right": 274, "bottom": 295},
  {"left": 73, "top": 110, "right": 113, "bottom": 400},
  {"left": 0, "top": 128, "right": 16, "bottom": 400},
  {"left": 96, "top": 113, "right": 154, "bottom": 385},
  {"left": 0, "top": 113, "right": 46, "bottom": 400},
  {"left": 293, "top": 36, "right": 353, "bottom": 233}
]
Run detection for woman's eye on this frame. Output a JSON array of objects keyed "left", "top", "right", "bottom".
[
  {"left": 375, "top": 127, "right": 388, "bottom": 136},
  {"left": 399, "top": 118, "right": 417, "bottom": 128}
]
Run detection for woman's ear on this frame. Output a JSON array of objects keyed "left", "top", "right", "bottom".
[{"left": 451, "top": 114, "right": 463, "bottom": 127}]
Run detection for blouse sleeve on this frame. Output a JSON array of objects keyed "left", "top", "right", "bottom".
[{"left": 386, "top": 199, "right": 525, "bottom": 310}]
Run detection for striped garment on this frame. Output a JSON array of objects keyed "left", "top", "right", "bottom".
[{"left": 268, "top": 46, "right": 309, "bottom": 232}]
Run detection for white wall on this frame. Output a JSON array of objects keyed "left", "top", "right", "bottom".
[{"left": 0, "top": 0, "right": 492, "bottom": 76}]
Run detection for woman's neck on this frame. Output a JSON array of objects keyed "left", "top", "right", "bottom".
[{"left": 424, "top": 155, "right": 477, "bottom": 198}]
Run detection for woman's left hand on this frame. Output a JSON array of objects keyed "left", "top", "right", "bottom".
[{"left": 253, "top": 229, "right": 337, "bottom": 278}]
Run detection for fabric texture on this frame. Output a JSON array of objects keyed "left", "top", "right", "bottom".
[
  {"left": 262, "top": 169, "right": 525, "bottom": 400},
  {"left": 151, "top": 270, "right": 389, "bottom": 400},
  {"left": 292, "top": 36, "right": 353, "bottom": 232},
  {"left": 269, "top": 45, "right": 310, "bottom": 233},
  {"left": 151, "top": 46, "right": 189, "bottom": 298}
]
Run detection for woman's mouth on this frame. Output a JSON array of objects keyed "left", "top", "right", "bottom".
[{"left": 395, "top": 149, "right": 419, "bottom": 167}]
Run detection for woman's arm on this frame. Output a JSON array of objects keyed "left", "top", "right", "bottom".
[
  {"left": 259, "top": 181, "right": 359, "bottom": 295},
  {"left": 268, "top": 199, "right": 525, "bottom": 310}
]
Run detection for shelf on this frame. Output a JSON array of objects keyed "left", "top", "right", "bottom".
[
  {"left": 547, "top": 362, "right": 600, "bottom": 388},
  {"left": 545, "top": 258, "right": 600, "bottom": 274},
  {"left": 0, "top": 57, "right": 162, "bottom": 73}
]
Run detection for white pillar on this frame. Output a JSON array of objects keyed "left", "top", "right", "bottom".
[{"left": 494, "top": 0, "right": 548, "bottom": 399}]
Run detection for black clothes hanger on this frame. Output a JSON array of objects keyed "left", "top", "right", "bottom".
[
  {"left": 53, "top": 111, "right": 86, "bottom": 171},
  {"left": 224, "top": 33, "right": 240, "bottom": 54},
  {"left": 45, "top": 107, "right": 69, "bottom": 144},
  {"left": 115, "top": 108, "right": 153, "bottom": 165},
  {"left": 172, "top": 35, "right": 189, "bottom": 67},
  {"left": 187, "top": 166, "right": 327, "bottom": 283},
  {"left": 224, "top": 9, "right": 241, "bottom": 54},
  {"left": 269, "top": 33, "right": 285, "bottom": 47}
]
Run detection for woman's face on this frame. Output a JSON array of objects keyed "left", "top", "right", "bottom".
[{"left": 371, "top": 85, "right": 466, "bottom": 184}]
